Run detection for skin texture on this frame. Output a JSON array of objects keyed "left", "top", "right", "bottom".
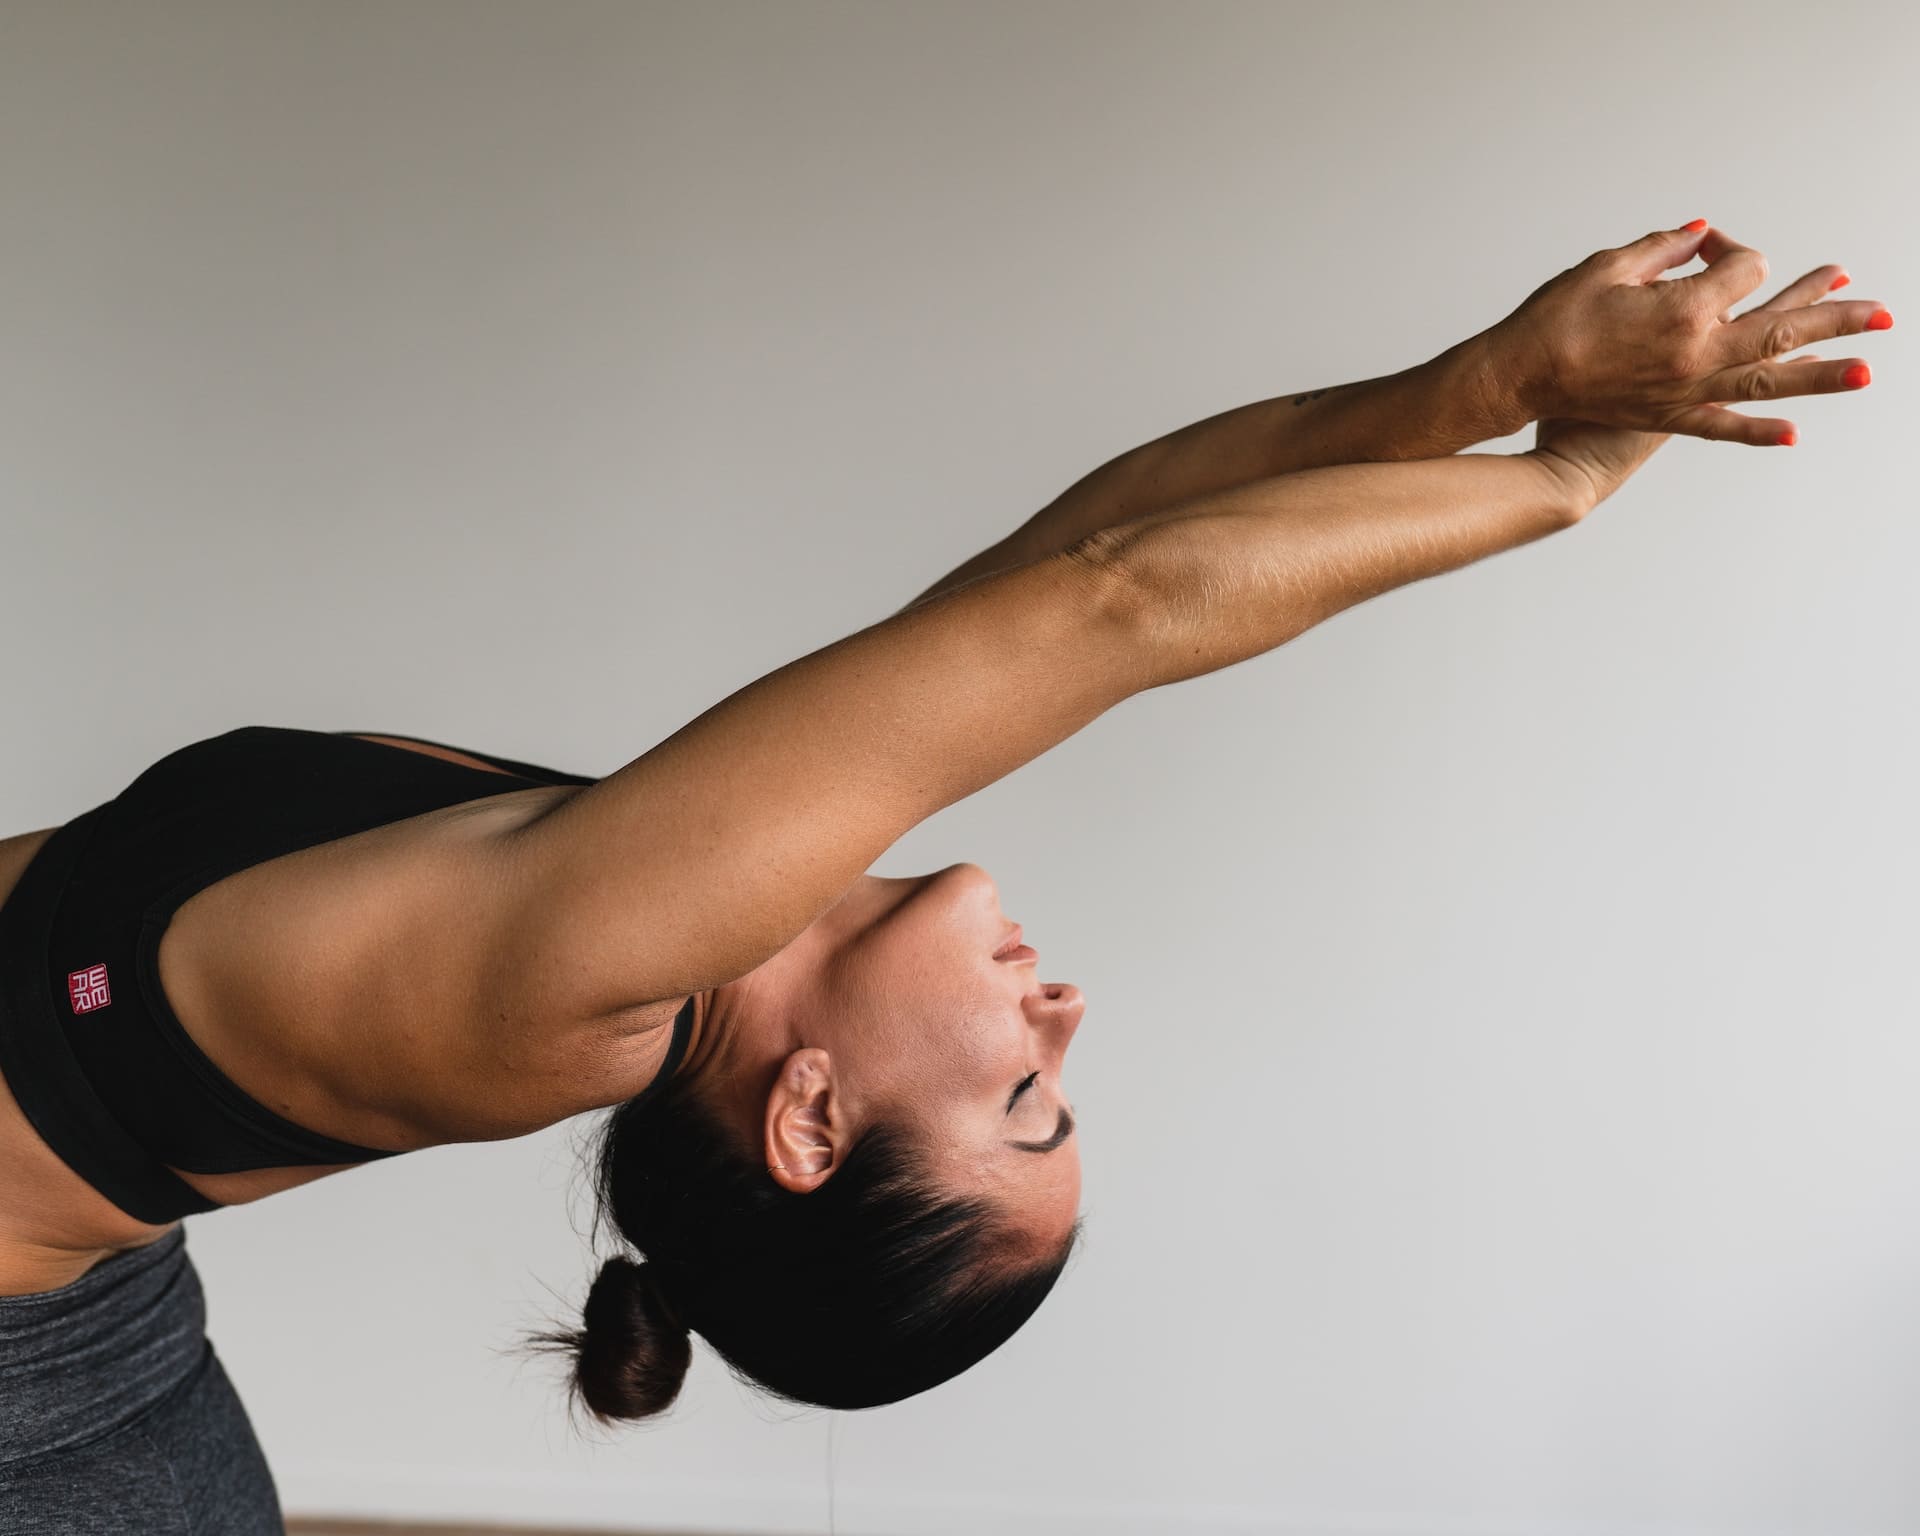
[
  {"left": 2, "top": 221, "right": 1883, "bottom": 1299},
  {"left": 492, "top": 222, "right": 1890, "bottom": 1258},
  {"left": 672, "top": 863, "right": 1085, "bottom": 1258},
  {"left": 1500, "top": 224, "right": 1885, "bottom": 450},
  {"left": 905, "top": 223, "right": 1888, "bottom": 613},
  {"left": 1528, "top": 228, "right": 1888, "bottom": 512}
]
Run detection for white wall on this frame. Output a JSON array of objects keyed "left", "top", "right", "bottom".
[{"left": 3, "top": 2, "right": 1914, "bottom": 1532}]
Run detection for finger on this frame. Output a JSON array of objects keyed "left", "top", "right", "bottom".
[
  {"left": 1733, "top": 264, "right": 1848, "bottom": 318},
  {"left": 1685, "top": 352, "right": 1871, "bottom": 407},
  {"left": 1716, "top": 299, "right": 1892, "bottom": 366},
  {"left": 1606, "top": 221, "right": 1713, "bottom": 284},
  {"left": 1671, "top": 226, "right": 1771, "bottom": 319},
  {"left": 1664, "top": 402, "right": 1798, "bottom": 447}
]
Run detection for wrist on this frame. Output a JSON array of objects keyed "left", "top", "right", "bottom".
[
  {"left": 1521, "top": 447, "right": 1598, "bottom": 526},
  {"left": 1442, "top": 328, "right": 1541, "bottom": 442}
]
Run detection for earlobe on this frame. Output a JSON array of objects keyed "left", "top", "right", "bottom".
[{"left": 763, "top": 1047, "right": 844, "bottom": 1194}]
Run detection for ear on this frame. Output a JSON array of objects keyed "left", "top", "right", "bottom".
[{"left": 762, "top": 1047, "right": 849, "bottom": 1194}]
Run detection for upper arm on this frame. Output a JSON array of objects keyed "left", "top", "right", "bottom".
[{"left": 485, "top": 542, "right": 1143, "bottom": 1031}]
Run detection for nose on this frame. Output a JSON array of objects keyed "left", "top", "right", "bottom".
[{"left": 1025, "top": 982, "right": 1085, "bottom": 1050}]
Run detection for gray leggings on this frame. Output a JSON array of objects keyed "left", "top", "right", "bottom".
[{"left": 0, "top": 1223, "right": 284, "bottom": 1533}]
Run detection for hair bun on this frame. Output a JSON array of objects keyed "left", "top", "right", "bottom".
[
  {"left": 634, "top": 1259, "right": 689, "bottom": 1334},
  {"left": 570, "top": 1254, "right": 693, "bottom": 1423}
]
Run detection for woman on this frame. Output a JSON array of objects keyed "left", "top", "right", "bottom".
[{"left": 0, "top": 222, "right": 1886, "bottom": 1527}]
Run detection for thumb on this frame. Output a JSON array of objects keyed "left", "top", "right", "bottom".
[{"left": 1613, "top": 220, "right": 1711, "bottom": 285}]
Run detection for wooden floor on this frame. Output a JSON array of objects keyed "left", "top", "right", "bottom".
[{"left": 286, "top": 1520, "right": 729, "bottom": 1536}]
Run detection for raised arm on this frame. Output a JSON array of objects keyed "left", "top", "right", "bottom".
[
  {"left": 899, "top": 221, "right": 1884, "bottom": 613},
  {"left": 897, "top": 330, "right": 1520, "bottom": 614},
  {"left": 1093, "top": 448, "right": 1583, "bottom": 691},
  {"left": 467, "top": 446, "right": 1585, "bottom": 1043}
]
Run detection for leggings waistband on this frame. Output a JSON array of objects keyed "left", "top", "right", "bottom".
[{"left": 0, "top": 1225, "right": 207, "bottom": 1468}]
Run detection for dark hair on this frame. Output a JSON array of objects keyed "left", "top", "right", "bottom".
[{"left": 519, "top": 1064, "right": 1084, "bottom": 1425}]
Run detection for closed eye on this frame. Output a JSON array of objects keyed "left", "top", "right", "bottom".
[{"left": 1005, "top": 1070, "right": 1075, "bottom": 1154}]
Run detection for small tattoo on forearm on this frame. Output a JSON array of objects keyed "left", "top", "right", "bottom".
[{"left": 1289, "top": 382, "right": 1356, "bottom": 408}]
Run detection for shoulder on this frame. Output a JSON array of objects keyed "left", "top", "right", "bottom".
[
  {"left": 357, "top": 798, "right": 695, "bottom": 1139},
  {"left": 175, "top": 787, "right": 677, "bottom": 1146},
  {"left": 402, "top": 993, "right": 690, "bottom": 1142}
]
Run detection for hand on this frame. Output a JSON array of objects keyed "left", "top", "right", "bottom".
[
  {"left": 1528, "top": 416, "right": 1670, "bottom": 522},
  {"left": 1491, "top": 222, "right": 1891, "bottom": 447}
]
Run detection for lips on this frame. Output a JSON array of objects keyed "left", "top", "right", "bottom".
[{"left": 994, "top": 924, "right": 1038, "bottom": 963}]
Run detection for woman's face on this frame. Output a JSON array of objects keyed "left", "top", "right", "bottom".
[{"left": 716, "top": 863, "right": 1084, "bottom": 1252}]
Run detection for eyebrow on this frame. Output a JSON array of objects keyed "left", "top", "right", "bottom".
[{"left": 1004, "top": 1075, "right": 1076, "bottom": 1154}]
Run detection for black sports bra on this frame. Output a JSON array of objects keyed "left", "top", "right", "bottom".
[{"left": 0, "top": 724, "right": 695, "bottom": 1226}]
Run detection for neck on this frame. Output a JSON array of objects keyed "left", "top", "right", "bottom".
[{"left": 676, "top": 986, "right": 725, "bottom": 1091}]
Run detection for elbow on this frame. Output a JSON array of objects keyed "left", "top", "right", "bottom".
[
  {"left": 1057, "top": 527, "right": 1160, "bottom": 688},
  {"left": 1059, "top": 525, "right": 1140, "bottom": 609}
]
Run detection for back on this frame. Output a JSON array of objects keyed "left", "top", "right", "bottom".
[{"left": 0, "top": 725, "right": 677, "bottom": 1267}]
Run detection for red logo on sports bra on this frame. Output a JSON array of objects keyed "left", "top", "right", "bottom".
[{"left": 68, "top": 964, "right": 111, "bottom": 1013}]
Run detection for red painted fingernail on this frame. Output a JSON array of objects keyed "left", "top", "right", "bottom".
[
  {"left": 1682, "top": 218, "right": 1708, "bottom": 232},
  {"left": 1828, "top": 273, "right": 1851, "bottom": 291},
  {"left": 1843, "top": 363, "right": 1872, "bottom": 389},
  {"left": 1775, "top": 428, "right": 1797, "bottom": 446},
  {"left": 1866, "top": 310, "right": 1893, "bottom": 330}
]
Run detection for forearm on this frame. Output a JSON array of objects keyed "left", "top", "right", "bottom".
[
  {"left": 903, "top": 329, "right": 1533, "bottom": 613},
  {"left": 1094, "top": 448, "right": 1577, "bottom": 692},
  {"left": 1021, "top": 328, "right": 1531, "bottom": 554}
]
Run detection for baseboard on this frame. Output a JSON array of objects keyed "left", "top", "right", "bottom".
[
  {"left": 287, "top": 1525, "right": 725, "bottom": 1536},
  {"left": 278, "top": 1461, "right": 1572, "bottom": 1536}
]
